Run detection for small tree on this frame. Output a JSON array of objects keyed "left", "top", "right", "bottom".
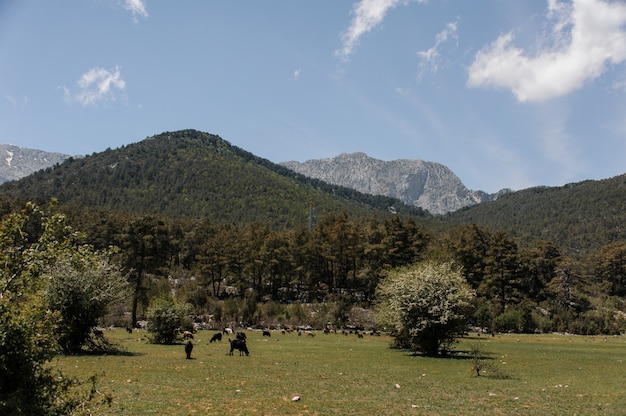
[
  {"left": 45, "top": 247, "right": 129, "bottom": 354},
  {"left": 146, "top": 297, "right": 193, "bottom": 344},
  {"left": 376, "top": 261, "right": 474, "bottom": 356}
]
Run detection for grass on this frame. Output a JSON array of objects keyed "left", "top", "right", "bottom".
[{"left": 52, "top": 330, "right": 626, "bottom": 415}]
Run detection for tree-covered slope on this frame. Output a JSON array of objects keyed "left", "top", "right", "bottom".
[
  {"left": 0, "top": 130, "right": 424, "bottom": 227},
  {"left": 438, "top": 175, "right": 626, "bottom": 258}
]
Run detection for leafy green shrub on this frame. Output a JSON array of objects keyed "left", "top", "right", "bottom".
[
  {"left": 493, "top": 305, "right": 535, "bottom": 333},
  {"left": 147, "top": 297, "right": 193, "bottom": 344},
  {"left": 493, "top": 309, "right": 525, "bottom": 333},
  {"left": 45, "top": 249, "right": 128, "bottom": 354}
]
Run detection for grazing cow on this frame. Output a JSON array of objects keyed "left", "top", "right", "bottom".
[
  {"left": 236, "top": 332, "right": 247, "bottom": 341},
  {"left": 126, "top": 327, "right": 133, "bottom": 334},
  {"left": 262, "top": 330, "right": 271, "bottom": 337},
  {"left": 210, "top": 332, "right": 223, "bottom": 343},
  {"left": 229, "top": 338, "right": 249, "bottom": 356},
  {"left": 305, "top": 331, "right": 315, "bottom": 337},
  {"left": 185, "top": 340, "right": 193, "bottom": 359},
  {"left": 183, "top": 331, "right": 194, "bottom": 340},
  {"left": 357, "top": 333, "right": 364, "bottom": 339},
  {"left": 223, "top": 328, "right": 233, "bottom": 335}
]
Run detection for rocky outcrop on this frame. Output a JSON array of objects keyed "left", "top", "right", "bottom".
[
  {"left": 0, "top": 144, "right": 70, "bottom": 183},
  {"left": 281, "top": 152, "right": 501, "bottom": 215}
]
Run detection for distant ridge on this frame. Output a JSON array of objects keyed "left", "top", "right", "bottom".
[
  {"left": 0, "top": 130, "right": 425, "bottom": 227},
  {"left": 281, "top": 153, "right": 506, "bottom": 214},
  {"left": 0, "top": 144, "right": 70, "bottom": 183},
  {"left": 0, "top": 143, "right": 504, "bottom": 215}
]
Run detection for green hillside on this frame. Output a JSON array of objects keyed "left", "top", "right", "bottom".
[
  {"left": 0, "top": 130, "right": 424, "bottom": 228},
  {"left": 436, "top": 175, "right": 626, "bottom": 258}
]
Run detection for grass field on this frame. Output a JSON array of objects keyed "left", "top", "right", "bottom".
[{"left": 52, "top": 329, "right": 626, "bottom": 415}]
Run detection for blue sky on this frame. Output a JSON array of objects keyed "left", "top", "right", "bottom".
[{"left": 2, "top": 0, "right": 626, "bottom": 193}]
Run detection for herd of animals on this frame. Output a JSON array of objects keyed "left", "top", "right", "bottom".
[
  {"left": 109, "top": 325, "right": 378, "bottom": 360},
  {"left": 127, "top": 326, "right": 379, "bottom": 360}
]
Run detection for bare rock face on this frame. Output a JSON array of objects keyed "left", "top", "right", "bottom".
[
  {"left": 281, "top": 152, "right": 500, "bottom": 215},
  {"left": 0, "top": 144, "right": 70, "bottom": 183}
]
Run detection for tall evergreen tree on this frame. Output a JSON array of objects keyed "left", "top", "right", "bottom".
[{"left": 119, "top": 215, "right": 170, "bottom": 328}]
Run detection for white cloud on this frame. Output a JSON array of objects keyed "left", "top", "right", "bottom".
[
  {"left": 64, "top": 66, "right": 126, "bottom": 107},
  {"left": 293, "top": 68, "right": 302, "bottom": 81},
  {"left": 121, "top": 0, "right": 148, "bottom": 23},
  {"left": 336, "top": 0, "right": 421, "bottom": 61},
  {"left": 467, "top": 0, "right": 626, "bottom": 102},
  {"left": 417, "top": 19, "right": 459, "bottom": 77}
]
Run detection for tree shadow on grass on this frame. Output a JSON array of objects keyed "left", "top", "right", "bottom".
[
  {"left": 395, "top": 342, "right": 513, "bottom": 379},
  {"left": 71, "top": 334, "right": 142, "bottom": 357}
]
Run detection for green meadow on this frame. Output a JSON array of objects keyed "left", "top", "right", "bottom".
[{"left": 53, "top": 330, "right": 626, "bottom": 415}]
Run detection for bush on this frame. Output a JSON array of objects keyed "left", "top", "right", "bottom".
[
  {"left": 45, "top": 250, "right": 128, "bottom": 354},
  {"left": 147, "top": 297, "right": 193, "bottom": 344},
  {"left": 493, "top": 305, "right": 535, "bottom": 333},
  {"left": 376, "top": 261, "right": 474, "bottom": 357},
  {"left": 493, "top": 309, "right": 525, "bottom": 333},
  {"left": 469, "top": 341, "right": 510, "bottom": 379}
]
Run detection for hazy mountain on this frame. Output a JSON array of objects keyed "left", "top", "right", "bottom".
[
  {"left": 0, "top": 144, "right": 70, "bottom": 183},
  {"left": 281, "top": 153, "right": 506, "bottom": 214},
  {"left": 0, "top": 130, "right": 424, "bottom": 227}
]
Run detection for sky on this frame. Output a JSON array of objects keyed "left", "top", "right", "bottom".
[{"left": 2, "top": 0, "right": 626, "bottom": 193}]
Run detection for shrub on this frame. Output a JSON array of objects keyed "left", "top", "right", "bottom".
[
  {"left": 376, "top": 261, "right": 474, "bottom": 357},
  {"left": 44, "top": 249, "right": 128, "bottom": 354},
  {"left": 147, "top": 297, "right": 193, "bottom": 344}
]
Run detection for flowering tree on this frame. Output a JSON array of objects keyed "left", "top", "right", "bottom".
[{"left": 376, "top": 261, "right": 474, "bottom": 356}]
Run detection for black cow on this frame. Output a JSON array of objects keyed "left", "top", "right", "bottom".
[
  {"left": 185, "top": 340, "right": 193, "bottom": 359},
  {"left": 229, "top": 338, "right": 249, "bottom": 356},
  {"left": 210, "top": 332, "right": 222, "bottom": 343}
]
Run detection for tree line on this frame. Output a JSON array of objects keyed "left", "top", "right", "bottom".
[{"left": 70, "top": 206, "right": 626, "bottom": 336}]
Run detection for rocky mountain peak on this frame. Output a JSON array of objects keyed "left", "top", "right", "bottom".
[{"left": 281, "top": 153, "right": 499, "bottom": 215}]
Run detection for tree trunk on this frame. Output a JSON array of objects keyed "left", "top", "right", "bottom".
[{"left": 131, "top": 270, "right": 143, "bottom": 328}]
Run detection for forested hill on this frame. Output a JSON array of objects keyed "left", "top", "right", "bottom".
[
  {"left": 0, "top": 130, "right": 424, "bottom": 227},
  {"left": 437, "top": 174, "right": 626, "bottom": 258}
]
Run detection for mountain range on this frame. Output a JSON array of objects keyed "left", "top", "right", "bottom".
[
  {"left": 0, "top": 130, "right": 424, "bottom": 227},
  {"left": 1, "top": 142, "right": 503, "bottom": 215},
  {"left": 1, "top": 130, "right": 624, "bottom": 260}
]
